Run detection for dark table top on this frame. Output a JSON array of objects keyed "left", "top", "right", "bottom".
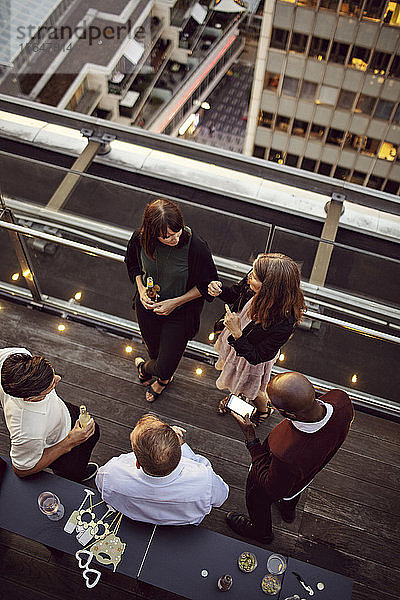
[
  {"left": 138, "top": 524, "right": 284, "bottom": 600},
  {"left": 280, "top": 557, "right": 353, "bottom": 600},
  {"left": 0, "top": 457, "right": 155, "bottom": 579}
]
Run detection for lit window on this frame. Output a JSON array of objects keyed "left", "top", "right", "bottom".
[{"left": 378, "top": 142, "right": 398, "bottom": 161}]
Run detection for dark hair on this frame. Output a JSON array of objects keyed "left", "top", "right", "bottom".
[
  {"left": 140, "top": 198, "right": 189, "bottom": 258},
  {"left": 250, "top": 253, "right": 305, "bottom": 328},
  {"left": 131, "top": 414, "right": 181, "bottom": 477},
  {"left": 1, "top": 353, "right": 54, "bottom": 398}
]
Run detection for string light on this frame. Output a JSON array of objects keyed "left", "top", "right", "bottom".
[
  {"left": 58, "top": 324, "right": 66, "bottom": 332},
  {"left": 195, "top": 368, "right": 203, "bottom": 375},
  {"left": 208, "top": 332, "right": 215, "bottom": 341},
  {"left": 74, "top": 291, "right": 82, "bottom": 301},
  {"left": 125, "top": 345, "right": 133, "bottom": 353},
  {"left": 279, "top": 353, "right": 285, "bottom": 362},
  {"left": 11, "top": 273, "right": 19, "bottom": 281},
  {"left": 351, "top": 374, "right": 358, "bottom": 383}
]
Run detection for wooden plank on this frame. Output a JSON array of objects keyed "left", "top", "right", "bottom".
[
  {"left": 299, "top": 511, "right": 400, "bottom": 566},
  {"left": 310, "top": 468, "right": 400, "bottom": 515},
  {"left": 341, "top": 429, "right": 399, "bottom": 467},
  {"left": 294, "top": 537, "right": 400, "bottom": 600},
  {"left": 304, "top": 489, "right": 398, "bottom": 545},
  {"left": 351, "top": 581, "right": 399, "bottom": 600},
  {"left": 350, "top": 410, "right": 400, "bottom": 446},
  {"left": 325, "top": 447, "right": 400, "bottom": 491}
]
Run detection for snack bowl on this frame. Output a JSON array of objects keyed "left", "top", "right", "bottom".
[
  {"left": 261, "top": 573, "right": 281, "bottom": 595},
  {"left": 266, "top": 553, "right": 287, "bottom": 575},
  {"left": 238, "top": 551, "right": 257, "bottom": 573}
]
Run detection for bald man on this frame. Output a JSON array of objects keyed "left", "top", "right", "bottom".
[{"left": 226, "top": 372, "right": 354, "bottom": 543}]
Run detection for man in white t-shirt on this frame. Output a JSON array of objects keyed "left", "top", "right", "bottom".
[
  {"left": 96, "top": 414, "right": 229, "bottom": 525},
  {"left": 0, "top": 348, "right": 100, "bottom": 482}
]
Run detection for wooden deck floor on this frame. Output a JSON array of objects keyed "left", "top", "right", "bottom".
[{"left": 0, "top": 299, "right": 399, "bottom": 600}]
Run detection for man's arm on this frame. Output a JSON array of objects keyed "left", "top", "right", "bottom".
[{"left": 12, "top": 419, "right": 96, "bottom": 478}]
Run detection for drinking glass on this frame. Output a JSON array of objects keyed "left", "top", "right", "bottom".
[{"left": 38, "top": 491, "right": 65, "bottom": 521}]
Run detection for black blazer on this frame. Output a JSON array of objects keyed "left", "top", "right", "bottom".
[{"left": 219, "top": 276, "right": 295, "bottom": 364}]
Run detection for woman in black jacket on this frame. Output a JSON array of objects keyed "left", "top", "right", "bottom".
[
  {"left": 125, "top": 198, "right": 217, "bottom": 402},
  {"left": 208, "top": 253, "right": 305, "bottom": 423}
]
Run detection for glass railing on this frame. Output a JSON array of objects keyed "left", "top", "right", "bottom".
[{"left": 1, "top": 207, "right": 399, "bottom": 417}]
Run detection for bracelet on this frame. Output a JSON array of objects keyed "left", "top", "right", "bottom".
[{"left": 245, "top": 438, "right": 260, "bottom": 449}]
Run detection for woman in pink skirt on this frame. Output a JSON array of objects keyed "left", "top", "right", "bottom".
[{"left": 208, "top": 253, "right": 305, "bottom": 424}]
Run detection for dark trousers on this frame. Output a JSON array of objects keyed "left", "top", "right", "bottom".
[
  {"left": 246, "top": 472, "right": 301, "bottom": 536},
  {"left": 50, "top": 402, "right": 100, "bottom": 483},
  {"left": 136, "top": 300, "right": 190, "bottom": 381}
]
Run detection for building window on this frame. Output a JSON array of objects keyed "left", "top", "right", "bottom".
[
  {"left": 367, "top": 174, "right": 384, "bottom": 190},
  {"left": 374, "top": 100, "right": 395, "bottom": 120},
  {"left": 327, "top": 128, "right": 344, "bottom": 145},
  {"left": 340, "top": 0, "right": 362, "bottom": 17},
  {"left": 264, "top": 72, "right": 280, "bottom": 90},
  {"left": 360, "top": 136, "right": 380, "bottom": 156},
  {"left": 270, "top": 28, "right": 289, "bottom": 51},
  {"left": 384, "top": 2, "right": 400, "bottom": 25},
  {"left": 282, "top": 75, "right": 299, "bottom": 97},
  {"left": 337, "top": 89, "right": 356, "bottom": 110},
  {"left": 350, "top": 46, "right": 370, "bottom": 71},
  {"left": 389, "top": 55, "right": 400, "bottom": 78},
  {"left": 317, "top": 85, "right": 338, "bottom": 105},
  {"left": 292, "top": 119, "right": 308, "bottom": 136},
  {"left": 254, "top": 145, "right": 266, "bottom": 158},
  {"left": 290, "top": 32, "right": 308, "bottom": 54},
  {"left": 276, "top": 115, "right": 291, "bottom": 131},
  {"left": 329, "top": 41, "right": 350, "bottom": 64},
  {"left": 343, "top": 132, "right": 358, "bottom": 149},
  {"left": 369, "top": 51, "right": 391, "bottom": 74},
  {"left": 286, "top": 153, "right": 299, "bottom": 167},
  {"left": 363, "top": 0, "right": 386, "bottom": 20},
  {"left": 350, "top": 170, "right": 367, "bottom": 185},
  {"left": 259, "top": 111, "right": 274, "bottom": 128},
  {"left": 393, "top": 104, "right": 400, "bottom": 124},
  {"left": 355, "top": 94, "right": 376, "bottom": 115},
  {"left": 320, "top": 0, "right": 339, "bottom": 9},
  {"left": 384, "top": 180, "right": 400, "bottom": 194},
  {"left": 334, "top": 166, "right": 351, "bottom": 181},
  {"left": 269, "top": 148, "right": 284, "bottom": 163},
  {"left": 301, "top": 157, "right": 317, "bottom": 171},
  {"left": 310, "top": 123, "right": 326, "bottom": 138},
  {"left": 318, "top": 162, "right": 333, "bottom": 175},
  {"left": 378, "top": 141, "right": 398, "bottom": 161},
  {"left": 300, "top": 80, "right": 317, "bottom": 100},
  {"left": 309, "top": 36, "right": 329, "bottom": 60}
]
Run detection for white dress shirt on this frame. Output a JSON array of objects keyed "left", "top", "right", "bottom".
[
  {"left": 96, "top": 443, "right": 229, "bottom": 525},
  {"left": 0, "top": 347, "right": 71, "bottom": 470}
]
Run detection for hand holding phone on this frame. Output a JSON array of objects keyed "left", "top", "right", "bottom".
[{"left": 226, "top": 394, "right": 256, "bottom": 419}]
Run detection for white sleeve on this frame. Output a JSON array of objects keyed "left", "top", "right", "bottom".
[
  {"left": 95, "top": 466, "right": 105, "bottom": 493},
  {"left": 181, "top": 443, "right": 229, "bottom": 507},
  {"left": 10, "top": 437, "right": 44, "bottom": 471},
  {"left": 181, "top": 442, "right": 212, "bottom": 467}
]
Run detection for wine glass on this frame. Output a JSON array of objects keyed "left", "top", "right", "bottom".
[{"left": 38, "top": 491, "right": 65, "bottom": 521}]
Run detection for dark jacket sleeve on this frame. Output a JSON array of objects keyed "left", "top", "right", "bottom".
[
  {"left": 218, "top": 275, "right": 253, "bottom": 309},
  {"left": 247, "top": 440, "right": 297, "bottom": 502},
  {"left": 188, "top": 231, "right": 218, "bottom": 301},
  {"left": 228, "top": 319, "right": 294, "bottom": 364},
  {"left": 124, "top": 231, "right": 142, "bottom": 286}
]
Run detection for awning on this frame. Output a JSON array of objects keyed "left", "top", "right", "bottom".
[
  {"left": 120, "top": 91, "right": 140, "bottom": 108},
  {"left": 213, "top": 0, "right": 247, "bottom": 12},
  {"left": 123, "top": 39, "right": 144, "bottom": 64}
]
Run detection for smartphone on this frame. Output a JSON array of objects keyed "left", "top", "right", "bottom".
[{"left": 226, "top": 394, "right": 256, "bottom": 419}]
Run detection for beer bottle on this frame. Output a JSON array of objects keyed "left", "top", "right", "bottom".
[
  {"left": 217, "top": 574, "right": 232, "bottom": 591},
  {"left": 146, "top": 277, "right": 158, "bottom": 301},
  {"left": 79, "top": 405, "right": 91, "bottom": 428}
]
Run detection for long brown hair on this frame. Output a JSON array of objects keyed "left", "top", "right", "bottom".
[
  {"left": 140, "top": 198, "right": 189, "bottom": 258},
  {"left": 250, "top": 253, "right": 305, "bottom": 328}
]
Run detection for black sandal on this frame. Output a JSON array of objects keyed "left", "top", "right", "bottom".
[
  {"left": 135, "top": 357, "right": 152, "bottom": 386},
  {"left": 145, "top": 377, "right": 174, "bottom": 403},
  {"left": 250, "top": 408, "right": 272, "bottom": 426},
  {"left": 217, "top": 396, "right": 230, "bottom": 415}
]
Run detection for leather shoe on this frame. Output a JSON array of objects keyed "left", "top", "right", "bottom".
[
  {"left": 226, "top": 512, "right": 274, "bottom": 544},
  {"left": 275, "top": 500, "right": 296, "bottom": 523}
]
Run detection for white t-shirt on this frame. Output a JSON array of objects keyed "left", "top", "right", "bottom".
[
  {"left": 0, "top": 347, "right": 71, "bottom": 470},
  {"left": 96, "top": 443, "right": 229, "bottom": 526}
]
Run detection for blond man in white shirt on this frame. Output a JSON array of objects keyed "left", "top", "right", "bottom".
[
  {"left": 96, "top": 414, "right": 229, "bottom": 525},
  {"left": 0, "top": 348, "right": 99, "bottom": 482}
]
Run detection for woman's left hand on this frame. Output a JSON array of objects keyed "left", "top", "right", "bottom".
[
  {"left": 152, "top": 299, "right": 178, "bottom": 316},
  {"left": 224, "top": 305, "right": 242, "bottom": 339}
]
